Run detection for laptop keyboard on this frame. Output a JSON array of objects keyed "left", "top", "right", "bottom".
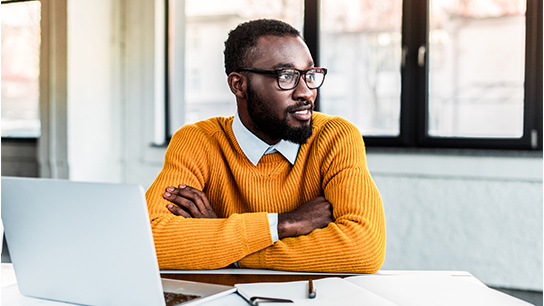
[{"left": 164, "top": 292, "right": 201, "bottom": 306}]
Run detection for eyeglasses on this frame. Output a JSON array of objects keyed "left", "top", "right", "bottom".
[{"left": 236, "top": 67, "right": 327, "bottom": 90}]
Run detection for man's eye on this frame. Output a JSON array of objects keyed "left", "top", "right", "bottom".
[{"left": 278, "top": 72, "right": 296, "bottom": 81}]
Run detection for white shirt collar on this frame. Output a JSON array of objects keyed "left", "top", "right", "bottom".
[{"left": 232, "top": 112, "right": 300, "bottom": 166}]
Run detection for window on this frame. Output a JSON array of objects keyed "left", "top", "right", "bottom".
[
  {"left": 427, "top": 0, "right": 526, "bottom": 138},
  {"left": 1, "top": 0, "right": 41, "bottom": 138},
  {"left": 317, "top": 0, "right": 541, "bottom": 150},
  {"left": 165, "top": 0, "right": 304, "bottom": 138},
  {"left": 164, "top": 0, "right": 542, "bottom": 150},
  {"left": 319, "top": 0, "right": 403, "bottom": 137}
]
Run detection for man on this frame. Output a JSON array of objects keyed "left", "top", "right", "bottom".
[{"left": 145, "top": 19, "right": 386, "bottom": 273}]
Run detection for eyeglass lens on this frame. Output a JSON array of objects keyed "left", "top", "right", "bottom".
[{"left": 278, "top": 69, "right": 325, "bottom": 90}]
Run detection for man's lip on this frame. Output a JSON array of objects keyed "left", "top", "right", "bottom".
[
  {"left": 289, "top": 107, "right": 313, "bottom": 121},
  {"left": 288, "top": 105, "right": 312, "bottom": 113}
]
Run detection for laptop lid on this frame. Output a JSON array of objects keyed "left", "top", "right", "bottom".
[{"left": 1, "top": 177, "right": 234, "bottom": 306}]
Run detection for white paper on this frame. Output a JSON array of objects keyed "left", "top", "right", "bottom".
[
  {"left": 235, "top": 277, "right": 398, "bottom": 305},
  {"left": 346, "top": 274, "right": 533, "bottom": 306}
]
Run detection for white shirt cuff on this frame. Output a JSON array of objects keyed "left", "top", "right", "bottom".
[{"left": 268, "top": 213, "right": 279, "bottom": 242}]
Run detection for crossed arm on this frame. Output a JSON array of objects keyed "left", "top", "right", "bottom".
[
  {"left": 163, "top": 184, "right": 333, "bottom": 239},
  {"left": 153, "top": 173, "right": 385, "bottom": 273}
]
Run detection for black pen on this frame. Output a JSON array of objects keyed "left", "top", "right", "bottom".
[{"left": 308, "top": 279, "right": 316, "bottom": 299}]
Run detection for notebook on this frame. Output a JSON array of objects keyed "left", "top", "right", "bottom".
[
  {"left": 1, "top": 176, "right": 235, "bottom": 306},
  {"left": 235, "top": 275, "right": 534, "bottom": 306},
  {"left": 235, "top": 278, "right": 398, "bottom": 305}
]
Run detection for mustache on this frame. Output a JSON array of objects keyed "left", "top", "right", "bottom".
[{"left": 286, "top": 100, "right": 313, "bottom": 113}]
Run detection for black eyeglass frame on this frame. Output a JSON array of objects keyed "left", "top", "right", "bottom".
[{"left": 236, "top": 67, "right": 328, "bottom": 90}]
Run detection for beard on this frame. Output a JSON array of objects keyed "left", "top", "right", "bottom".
[{"left": 246, "top": 81, "right": 313, "bottom": 145}]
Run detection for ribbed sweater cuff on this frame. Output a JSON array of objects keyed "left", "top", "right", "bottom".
[
  {"left": 241, "top": 212, "right": 274, "bottom": 254},
  {"left": 237, "top": 250, "right": 266, "bottom": 269}
]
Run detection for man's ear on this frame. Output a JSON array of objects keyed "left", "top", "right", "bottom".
[{"left": 227, "top": 72, "right": 247, "bottom": 99}]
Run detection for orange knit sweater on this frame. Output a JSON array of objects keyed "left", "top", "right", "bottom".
[{"left": 146, "top": 112, "right": 386, "bottom": 273}]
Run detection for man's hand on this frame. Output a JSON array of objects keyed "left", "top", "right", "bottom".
[
  {"left": 277, "top": 197, "right": 333, "bottom": 239},
  {"left": 164, "top": 185, "right": 218, "bottom": 218}
]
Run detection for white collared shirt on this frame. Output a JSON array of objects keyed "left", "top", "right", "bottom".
[
  {"left": 232, "top": 113, "right": 300, "bottom": 166},
  {"left": 231, "top": 112, "right": 301, "bottom": 243}
]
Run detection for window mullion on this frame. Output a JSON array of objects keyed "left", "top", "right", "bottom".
[
  {"left": 304, "top": 0, "right": 320, "bottom": 110},
  {"left": 415, "top": 0, "right": 429, "bottom": 146},
  {"left": 399, "top": 0, "right": 428, "bottom": 147},
  {"left": 523, "top": 0, "right": 543, "bottom": 150}
]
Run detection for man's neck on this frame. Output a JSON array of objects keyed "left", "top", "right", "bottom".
[{"left": 232, "top": 112, "right": 300, "bottom": 166}]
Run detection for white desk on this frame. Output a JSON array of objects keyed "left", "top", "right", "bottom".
[
  {"left": 1, "top": 263, "right": 531, "bottom": 306},
  {"left": 1, "top": 263, "right": 246, "bottom": 306}
]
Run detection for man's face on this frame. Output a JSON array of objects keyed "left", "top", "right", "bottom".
[
  {"left": 246, "top": 77, "right": 314, "bottom": 145},
  {"left": 241, "top": 35, "right": 318, "bottom": 145}
]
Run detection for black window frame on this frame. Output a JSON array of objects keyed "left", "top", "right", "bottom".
[
  {"left": 303, "top": 0, "right": 542, "bottom": 151},
  {"left": 164, "top": 0, "right": 542, "bottom": 151}
]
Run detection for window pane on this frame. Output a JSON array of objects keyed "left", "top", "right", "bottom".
[
  {"left": 1, "top": 1, "right": 41, "bottom": 138},
  {"left": 320, "top": 0, "right": 403, "bottom": 136},
  {"left": 168, "top": 0, "right": 304, "bottom": 135},
  {"left": 428, "top": 0, "right": 526, "bottom": 138}
]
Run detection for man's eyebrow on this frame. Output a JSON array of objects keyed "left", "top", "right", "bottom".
[
  {"left": 273, "top": 61, "right": 315, "bottom": 69},
  {"left": 273, "top": 63, "right": 295, "bottom": 69}
]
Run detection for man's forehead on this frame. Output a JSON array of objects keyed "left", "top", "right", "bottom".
[{"left": 249, "top": 35, "right": 314, "bottom": 68}]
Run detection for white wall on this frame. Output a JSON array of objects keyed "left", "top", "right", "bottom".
[
  {"left": 48, "top": 0, "right": 542, "bottom": 292},
  {"left": 369, "top": 152, "right": 542, "bottom": 291},
  {"left": 67, "top": 0, "right": 123, "bottom": 183}
]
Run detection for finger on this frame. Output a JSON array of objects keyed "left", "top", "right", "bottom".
[
  {"left": 164, "top": 185, "right": 217, "bottom": 218},
  {"left": 163, "top": 190, "right": 203, "bottom": 217},
  {"left": 174, "top": 185, "right": 212, "bottom": 215},
  {"left": 316, "top": 201, "right": 333, "bottom": 222},
  {"left": 166, "top": 204, "right": 192, "bottom": 218}
]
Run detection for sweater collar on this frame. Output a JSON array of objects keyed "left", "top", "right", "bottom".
[{"left": 232, "top": 112, "right": 300, "bottom": 166}]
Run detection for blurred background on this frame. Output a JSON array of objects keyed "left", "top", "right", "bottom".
[{"left": 1, "top": 0, "right": 542, "bottom": 305}]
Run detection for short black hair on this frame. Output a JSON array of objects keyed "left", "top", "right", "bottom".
[{"left": 224, "top": 19, "right": 302, "bottom": 75}]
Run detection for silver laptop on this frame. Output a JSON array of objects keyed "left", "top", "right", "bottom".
[{"left": 1, "top": 176, "right": 235, "bottom": 306}]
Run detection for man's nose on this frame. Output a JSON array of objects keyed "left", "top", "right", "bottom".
[{"left": 292, "top": 75, "right": 315, "bottom": 101}]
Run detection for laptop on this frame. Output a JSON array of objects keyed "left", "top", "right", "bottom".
[{"left": 1, "top": 176, "right": 236, "bottom": 306}]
